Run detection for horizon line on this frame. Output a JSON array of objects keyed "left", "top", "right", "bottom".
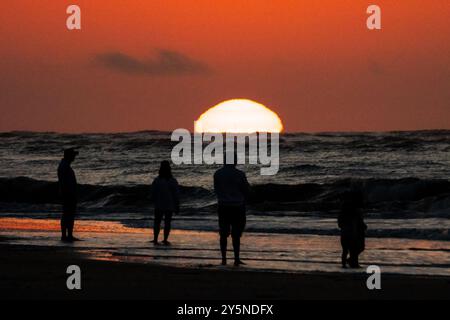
[{"left": 1, "top": 128, "right": 450, "bottom": 135}]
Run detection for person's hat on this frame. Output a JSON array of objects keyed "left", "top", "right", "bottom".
[{"left": 64, "top": 148, "right": 79, "bottom": 158}]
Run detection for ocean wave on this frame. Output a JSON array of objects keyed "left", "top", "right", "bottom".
[
  {"left": 244, "top": 227, "right": 450, "bottom": 241},
  {"left": 0, "top": 176, "right": 449, "bottom": 217},
  {"left": 0, "top": 177, "right": 212, "bottom": 212},
  {"left": 251, "top": 177, "right": 450, "bottom": 201},
  {"left": 284, "top": 164, "right": 323, "bottom": 172},
  {"left": 284, "top": 130, "right": 450, "bottom": 152}
]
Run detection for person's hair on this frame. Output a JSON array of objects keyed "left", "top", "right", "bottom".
[
  {"left": 158, "top": 160, "right": 173, "bottom": 179},
  {"left": 341, "top": 189, "right": 364, "bottom": 212}
]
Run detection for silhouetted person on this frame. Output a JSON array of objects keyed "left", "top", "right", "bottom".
[
  {"left": 338, "top": 190, "right": 367, "bottom": 268},
  {"left": 214, "top": 154, "right": 250, "bottom": 266},
  {"left": 57, "top": 148, "right": 79, "bottom": 242},
  {"left": 151, "top": 161, "right": 179, "bottom": 245}
]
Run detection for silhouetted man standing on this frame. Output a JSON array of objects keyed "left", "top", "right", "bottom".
[
  {"left": 58, "top": 148, "right": 79, "bottom": 242},
  {"left": 214, "top": 155, "right": 250, "bottom": 266}
]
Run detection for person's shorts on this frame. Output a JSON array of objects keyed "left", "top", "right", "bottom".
[
  {"left": 218, "top": 204, "right": 246, "bottom": 238},
  {"left": 62, "top": 199, "right": 77, "bottom": 215},
  {"left": 154, "top": 209, "right": 173, "bottom": 223}
]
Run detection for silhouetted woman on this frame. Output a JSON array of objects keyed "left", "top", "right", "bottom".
[
  {"left": 151, "top": 160, "right": 179, "bottom": 245},
  {"left": 338, "top": 190, "right": 367, "bottom": 268}
]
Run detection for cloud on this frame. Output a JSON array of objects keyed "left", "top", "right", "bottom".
[{"left": 95, "top": 49, "right": 211, "bottom": 76}]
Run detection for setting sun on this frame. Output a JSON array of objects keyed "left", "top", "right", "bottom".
[{"left": 194, "top": 99, "right": 284, "bottom": 133}]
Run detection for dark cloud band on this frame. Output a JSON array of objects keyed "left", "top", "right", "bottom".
[{"left": 95, "top": 49, "right": 211, "bottom": 76}]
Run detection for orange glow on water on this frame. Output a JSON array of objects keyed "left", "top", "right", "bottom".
[
  {"left": 0, "top": 218, "right": 140, "bottom": 233},
  {"left": 0, "top": 217, "right": 211, "bottom": 237}
]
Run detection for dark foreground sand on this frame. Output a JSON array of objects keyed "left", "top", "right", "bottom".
[{"left": 0, "top": 242, "right": 449, "bottom": 300}]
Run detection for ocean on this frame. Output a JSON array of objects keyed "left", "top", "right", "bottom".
[{"left": 0, "top": 130, "right": 449, "bottom": 275}]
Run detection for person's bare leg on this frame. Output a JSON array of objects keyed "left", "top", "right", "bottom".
[
  {"left": 232, "top": 235, "right": 245, "bottom": 266},
  {"left": 232, "top": 236, "right": 239, "bottom": 266},
  {"left": 68, "top": 223, "right": 73, "bottom": 239},
  {"left": 341, "top": 247, "right": 349, "bottom": 268},
  {"left": 349, "top": 249, "right": 361, "bottom": 268},
  {"left": 152, "top": 210, "right": 165, "bottom": 244},
  {"left": 67, "top": 215, "right": 75, "bottom": 241},
  {"left": 220, "top": 235, "right": 227, "bottom": 265},
  {"left": 163, "top": 212, "right": 172, "bottom": 244},
  {"left": 153, "top": 219, "right": 161, "bottom": 244},
  {"left": 353, "top": 253, "right": 361, "bottom": 268},
  {"left": 61, "top": 214, "right": 67, "bottom": 241}
]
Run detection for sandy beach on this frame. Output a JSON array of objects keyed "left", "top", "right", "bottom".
[
  {"left": 1, "top": 242, "right": 449, "bottom": 300},
  {"left": 1, "top": 217, "right": 449, "bottom": 300}
]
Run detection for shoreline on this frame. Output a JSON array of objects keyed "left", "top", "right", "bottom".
[
  {"left": 1, "top": 217, "right": 450, "bottom": 277},
  {"left": 1, "top": 242, "right": 449, "bottom": 300},
  {"left": 1, "top": 212, "right": 449, "bottom": 242}
]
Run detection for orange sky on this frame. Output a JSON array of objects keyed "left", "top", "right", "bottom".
[{"left": 0, "top": 0, "right": 449, "bottom": 132}]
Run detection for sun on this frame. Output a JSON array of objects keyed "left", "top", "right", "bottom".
[{"left": 194, "top": 99, "right": 283, "bottom": 133}]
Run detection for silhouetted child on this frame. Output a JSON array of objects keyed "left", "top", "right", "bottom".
[
  {"left": 338, "top": 190, "right": 367, "bottom": 268},
  {"left": 151, "top": 161, "right": 179, "bottom": 245}
]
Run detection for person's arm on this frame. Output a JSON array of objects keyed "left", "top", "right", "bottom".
[
  {"left": 150, "top": 179, "right": 157, "bottom": 203},
  {"left": 358, "top": 211, "right": 367, "bottom": 230},
  {"left": 338, "top": 211, "right": 347, "bottom": 229},
  {"left": 57, "top": 167, "right": 63, "bottom": 196},
  {"left": 59, "top": 166, "right": 75, "bottom": 199},
  {"left": 213, "top": 172, "right": 218, "bottom": 194},
  {"left": 69, "top": 170, "right": 77, "bottom": 199},
  {"left": 172, "top": 179, "right": 180, "bottom": 214},
  {"left": 241, "top": 173, "right": 250, "bottom": 199},
  {"left": 361, "top": 217, "right": 368, "bottom": 231}
]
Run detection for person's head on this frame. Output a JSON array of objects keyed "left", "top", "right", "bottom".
[
  {"left": 63, "top": 148, "right": 78, "bottom": 163},
  {"left": 158, "top": 160, "right": 173, "bottom": 179},
  {"left": 341, "top": 189, "right": 364, "bottom": 211},
  {"left": 223, "top": 151, "right": 238, "bottom": 167}
]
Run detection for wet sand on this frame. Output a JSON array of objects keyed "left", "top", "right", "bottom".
[
  {"left": 2, "top": 218, "right": 450, "bottom": 276},
  {"left": 1, "top": 241, "right": 449, "bottom": 300}
]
